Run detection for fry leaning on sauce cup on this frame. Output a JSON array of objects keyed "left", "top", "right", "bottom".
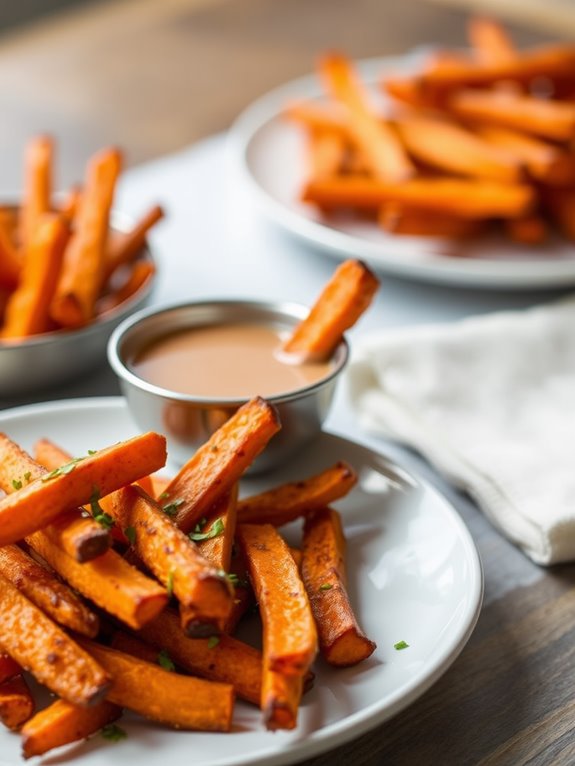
[{"left": 108, "top": 258, "right": 380, "bottom": 470}]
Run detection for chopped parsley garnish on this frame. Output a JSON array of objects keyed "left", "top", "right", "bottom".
[
  {"left": 215, "top": 569, "right": 248, "bottom": 588},
  {"left": 207, "top": 636, "right": 220, "bottom": 649},
  {"left": 167, "top": 568, "right": 175, "bottom": 597},
  {"left": 189, "top": 518, "right": 224, "bottom": 542},
  {"left": 394, "top": 640, "right": 409, "bottom": 651},
  {"left": 41, "top": 457, "right": 83, "bottom": 482},
  {"left": 158, "top": 491, "right": 170, "bottom": 500},
  {"left": 319, "top": 583, "right": 333, "bottom": 591},
  {"left": 162, "top": 498, "right": 184, "bottom": 517},
  {"left": 87, "top": 449, "right": 97, "bottom": 455},
  {"left": 11, "top": 479, "right": 22, "bottom": 490},
  {"left": 23, "top": 472, "right": 31, "bottom": 482},
  {"left": 124, "top": 526, "right": 136, "bottom": 546},
  {"left": 101, "top": 724, "right": 127, "bottom": 742},
  {"left": 89, "top": 487, "right": 115, "bottom": 530},
  {"left": 157, "top": 649, "right": 175, "bottom": 672}
]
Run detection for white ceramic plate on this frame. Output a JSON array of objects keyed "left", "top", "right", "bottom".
[
  {"left": 231, "top": 53, "right": 575, "bottom": 289},
  {"left": 0, "top": 397, "right": 483, "bottom": 766}
]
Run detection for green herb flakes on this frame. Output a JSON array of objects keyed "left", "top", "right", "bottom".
[
  {"left": 11, "top": 479, "right": 22, "bottom": 490},
  {"left": 158, "top": 649, "right": 175, "bottom": 672},
  {"left": 189, "top": 518, "right": 224, "bottom": 542},
  {"left": 124, "top": 526, "right": 136, "bottom": 546},
  {"left": 163, "top": 498, "right": 184, "bottom": 517},
  {"left": 207, "top": 636, "right": 220, "bottom": 649},
  {"left": 394, "top": 640, "right": 409, "bottom": 651},
  {"left": 167, "top": 569, "right": 175, "bottom": 597},
  {"left": 90, "top": 487, "right": 115, "bottom": 530},
  {"left": 101, "top": 724, "right": 127, "bottom": 742},
  {"left": 41, "top": 457, "right": 82, "bottom": 482},
  {"left": 319, "top": 583, "right": 333, "bottom": 591}
]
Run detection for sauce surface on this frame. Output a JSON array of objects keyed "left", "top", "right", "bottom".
[{"left": 130, "top": 322, "right": 334, "bottom": 398}]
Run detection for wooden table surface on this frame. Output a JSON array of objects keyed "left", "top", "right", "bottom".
[{"left": 1, "top": 1, "right": 574, "bottom": 764}]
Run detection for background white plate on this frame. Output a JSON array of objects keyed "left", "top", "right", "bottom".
[
  {"left": 231, "top": 54, "right": 575, "bottom": 290},
  {"left": 0, "top": 397, "right": 482, "bottom": 766}
]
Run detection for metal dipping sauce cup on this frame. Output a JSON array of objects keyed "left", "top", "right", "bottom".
[{"left": 107, "top": 299, "right": 349, "bottom": 472}]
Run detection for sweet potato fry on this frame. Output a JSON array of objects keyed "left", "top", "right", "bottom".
[
  {"left": 383, "top": 76, "right": 432, "bottom": 108},
  {"left": 0, "top": 574, "right": 110, "bottom": 706},
  {"left": 418, "top": 43, "right": 575, "bottom": 93},
  {"left": 21, "top": 698, "right": 122, "bottom": 759},
  {"left": 0, "top": 207, "right": 18, "bottom": 243},
  {"left": 307, "top": 129, "right": 347, "bottom": 182},
  {"left": 162, "top": 397, "right": 281, "bottom": 534},
  {"left": 27, "top": 531, "right": 167, "bottom": 629},
  {"left": 237, "top": 524, "right": 316, "bottom": 730},
  {"left": 79, "top": 639, "right": 234, "bottom": 731},
  {"left": 449, "top": 89, "right": 575, "bottom": 141},
  {"left": 0, "top": 545, "right": 99, "bottom": 637},
  {"left": 476, "top": 125, "right": 575, "bottom": 186},
  {"left": 379, "top": 205, "right": 484, "bottom": 239},
  {"left": 505, "top": 214, "right": 548, "bottom": 244},
  {"left": 319, "top": 53, "right": 414, "bottom": 181},
  {"left": 137, "top": 609, "right": 262, "bottom": 704},
  {"left": 282, "top": 259, "right": 378, "bottom": 361},
  {"left": 0, "top": 436, "right": 111, "bottom": 562},
  {"left": 58, "top": 185, "right": 82, "bottom": 224},
  {"left": 302, "top": 176, "right": 536, "bottom": 219},
  {"left": 393, "top": 115, "right": 524, "bottom": 183},
  {"left": 284, "top": 101, "right": 347, "bottom": 133},
  {"left": 238, "top": 461, "right": 357, "bottom": 526},
  {"left": 105, "top": 204, "right": 164, "bottom": 279},
  {"left": 2, "top": 214, "right": 69, "bottom": 339},
  {"left": 263, "top": 670, "right": 303, "bottom": 731},
  {"left": 3, "top": 434, "right": 164, "bottom": 626},
  {"left": 290, "top": 548, "right": 303, "bottom": 569},
  {"left": 0, "top": 430, "right": 166, "bottom": 546},
  {"left": 41, "top": 511, "right": 111, "bottom": 562},
  {"left": 194, "top": 485, "right": 238, "bottom": 571},
  {"left": 237, "top": 523, "right": 317, "bottom": 676},
  {"left": 0, "top": 675, "right": 35, "bottom": 731},
  {"left": 302, "top": 508, "right": 376, "bottom": 666},
  {"left": 0, "top": 218, "right": 21, "bottom": 291},
  {"left": 103, "top": 483, "right": 233, "bottom": 634},
  {"left": 110, "top": 632, "right": 171, "bottom": 666},
  {"left": 467, "top": 17, "right": 516, "bottom": 63},
  {"left": 20, "top": 135, "right": 53, "bottom": 252},
  {"left": 0, "top": 653, "right": 21, "bottom": 684},
  {"left": 51, "top": 147, "right": 122, "bottom": 328},
  {"left": 97, "top": 260, "right": 155, "bottom": 315},
  {"left": 221, "top": 556, "right": 254, "bottom": 634}
]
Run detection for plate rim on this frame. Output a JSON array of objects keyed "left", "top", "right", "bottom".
[
  {"left": 229, "top": 53, "right": 575, "bottom": 290},
  {"left": 0, "top": 396, "right": 484, "bottom": 766}
]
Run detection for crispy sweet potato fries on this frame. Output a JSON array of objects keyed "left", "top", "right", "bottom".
[
  {"left": 0, "top": 136, "right": 162, "bottom": 341},
  {"left": 0, "top": 263, "right": 378, "bottom": 756},
  {"left": 288, "top": 17, "right": 575, "bottom": 246}
]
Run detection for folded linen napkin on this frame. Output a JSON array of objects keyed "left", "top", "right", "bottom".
[{"left": 347, "top": 296, "right": 575, "bottom": 565}]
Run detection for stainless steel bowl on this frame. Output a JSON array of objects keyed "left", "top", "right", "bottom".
[
  {"left": 108, "top": 299, "right": 349, "bottom": 472},
  {"left": 0, "top": 211, "right": 156, "bottom": 398}
]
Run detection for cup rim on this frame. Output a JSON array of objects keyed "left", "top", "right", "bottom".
[{"left": 107, "top": 298, "right": 349, "bottom": 405}]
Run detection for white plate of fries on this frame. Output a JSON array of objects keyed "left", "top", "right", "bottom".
[
  {"left": 231, "top": 21, "right": 575, "bottom": 289},
  {"left": 0, "top": 397, "right": 482, "bottom": 765}
]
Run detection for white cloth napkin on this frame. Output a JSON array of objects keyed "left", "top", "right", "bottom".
[{"left": 347, "top": 296, "right": 575, "bottom": 565}]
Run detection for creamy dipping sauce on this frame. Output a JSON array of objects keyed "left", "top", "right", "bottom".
[{"left": 130, "top": 322, "right": 334, "bottom": 398}]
